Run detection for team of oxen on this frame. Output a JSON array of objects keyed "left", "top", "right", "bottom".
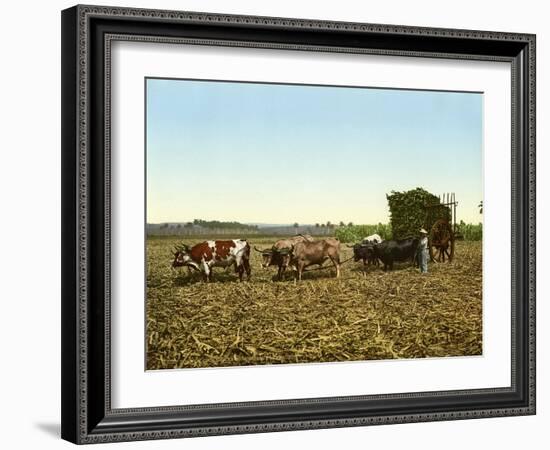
[{"left": 172, "top": 233, "right": 420, "bottom": 282}]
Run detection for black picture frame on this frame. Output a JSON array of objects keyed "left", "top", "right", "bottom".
[{"left": 61, "top": 4, "right": 536, "bottom": 444}]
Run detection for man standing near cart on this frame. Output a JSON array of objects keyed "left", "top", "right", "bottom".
[{"left": 417, "top": 228, "right": 429, "bottom": 273}]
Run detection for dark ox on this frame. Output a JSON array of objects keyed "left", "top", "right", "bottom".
[
  {"left": 348, "top": 243, "right": 379, "bottom": 276},
  {"left": 172, "top": 239, "right": 251, "bottom": 282},
  {"left": 346, "top": 233, "right": 384, "bottom": 274},
  {"left": 373, "top": 238, "right": 419, "bottom": 271},
  {"left": 254, "top": 234, "right": 313, "bottom": 280},
  {"left": 291, "top": 237, "right": 341, "bottom": 281}
]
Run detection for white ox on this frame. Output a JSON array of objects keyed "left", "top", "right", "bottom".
[{"left": 361, "top": 233, "right": 383, "bottom": 245}]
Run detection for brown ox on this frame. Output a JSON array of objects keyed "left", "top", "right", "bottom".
[
  {"left": 290, "top": 238, "right": 341, "bottom": 281},
  {"left": 254, "top": 234, "right": 313, "bottom": 281},
  {"left": 172, "top": 239, "right": 251, "bottom": 282}
]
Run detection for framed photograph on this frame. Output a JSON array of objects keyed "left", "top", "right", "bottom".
[{"left": 61, "top": 5, "right": 536, "bottom": 444}]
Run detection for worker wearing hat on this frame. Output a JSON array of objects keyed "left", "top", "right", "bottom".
[{"left": 417, "top": 228, "right": 429, "bottom": 273}]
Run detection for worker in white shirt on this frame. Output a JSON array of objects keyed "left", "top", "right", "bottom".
[{"left": 417, "top": 228, "right": 429, "bottom": 273}]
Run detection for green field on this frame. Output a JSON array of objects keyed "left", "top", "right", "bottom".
[{"left": 146, "top": 236, "right": 482, "bottom": 370}]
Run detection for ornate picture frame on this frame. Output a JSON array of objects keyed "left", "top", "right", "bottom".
[{"left": 61, "top": 5, "right": 535, "bottom": 444}]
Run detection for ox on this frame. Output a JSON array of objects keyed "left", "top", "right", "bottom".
[
  {"left": 172, "top": 239, "right": 251, "bottom": 282},
  {"left": 348, "top": 243, "right": 378, "bottom": 276},
  {"left": 373, "top": 238, "right": 419, "bottom": 271},
  {"left": 254, "top": 234, "right": 313, "bottom": 281},
  {"left": 290, "top": 237, "right": 341, "bottom": 281},
  {"left": 347, "top": 234, "right": 384, "bottom": 274}
]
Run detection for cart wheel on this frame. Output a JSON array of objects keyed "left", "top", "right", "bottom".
[{"left": 429, "top": 219, "right": 455, "bottom": 262}]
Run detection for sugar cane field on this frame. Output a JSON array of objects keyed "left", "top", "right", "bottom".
[{"left": 146, "top": 236, "right": 482, "bottom": 370}]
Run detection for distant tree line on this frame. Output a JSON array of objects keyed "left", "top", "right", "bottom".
[
  {"left": 149, "top": 214, "right": 482, "bottom": 241},
  {"left": 150, "top": 219, "right": 259, "bottom": 236},
  {"left": 189, "top": 219, "right": 259, "bottom": 231},
  {"left": 150, "top": 220, "right": 361, "bottom": 237}
]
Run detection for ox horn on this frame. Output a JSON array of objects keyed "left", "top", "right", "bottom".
[
  {"left": 254, "top": 246, "right": 271, "bottom": 254},
  {"left": 174, "top": 243, "right": 189, "bottom": 252}
]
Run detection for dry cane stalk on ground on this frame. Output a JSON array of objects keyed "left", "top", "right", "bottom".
[{"left": 146, "top": 238, "right": 482, "bottom": 369}]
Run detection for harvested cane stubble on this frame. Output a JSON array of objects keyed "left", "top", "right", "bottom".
[{"left": 146, "top": 238, "right": 482, "bottom": 370}]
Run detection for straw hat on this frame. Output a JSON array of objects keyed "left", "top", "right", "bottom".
[{"left": 419, "top": 228, "right": 428, "bottom": 234}]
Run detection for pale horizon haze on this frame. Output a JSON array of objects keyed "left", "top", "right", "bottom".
[{"left": 146, "top": 78, "right": 483, "bottom": 225}]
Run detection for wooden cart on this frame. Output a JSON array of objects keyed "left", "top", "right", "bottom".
[{"left": 425, "top": 192, "right": 461, "bottom": 263}]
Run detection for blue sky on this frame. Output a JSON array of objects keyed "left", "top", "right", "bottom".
[{"left": 146, "top": 78, "right": 483, "bottom": 224}]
